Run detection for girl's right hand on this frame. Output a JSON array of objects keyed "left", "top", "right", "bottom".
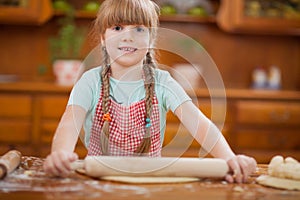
[
  {"left": 43, "top": 150, "right": 78, "bottom": 177},
  {"left": 225, "top": 154, "right": 257, "bottom": 183}
]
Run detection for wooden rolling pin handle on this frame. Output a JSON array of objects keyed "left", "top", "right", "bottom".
[
  {"left": 70, "top": 160, "right": 85, "bottom": 171},
  {"left": 0, "top": 150, "right": 22, "bottom": 179}
]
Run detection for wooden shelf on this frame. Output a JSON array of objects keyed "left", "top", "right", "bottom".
[
  {"left": 54, "top": 10, "right": 97, "bottom": 19},
  {"left": 54, "top": 10, "right": 216, "bottom": 23},
  {"left": 160, "top": 14, "right": 216, "bottom": 23},
  {"left": 188, "top": 88, "right": 300, "bottom": 100},
  {"left": 75, "top": 10, "right": 97, "bottom": 19},
  {"left": 0, "top": 81, "right": 72, "bottom": 93}
]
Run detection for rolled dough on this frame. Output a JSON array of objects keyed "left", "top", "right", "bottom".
[
  {"left": 76, "top": 168, "right": 200, "bottom": 184},
  {"left": 100, "top": 176, "right": 201, "bottom": 184},
  {"left": 256, "top": 175, "right": 300, "bottom": 190}
]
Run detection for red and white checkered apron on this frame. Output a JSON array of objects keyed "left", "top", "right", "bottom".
[{"left": 88, "top": 88, "right": 161, "bottom": 157}]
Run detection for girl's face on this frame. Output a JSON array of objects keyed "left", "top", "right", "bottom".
[{"left": 104, "top": 25, "right": 150, "bottom": 68}]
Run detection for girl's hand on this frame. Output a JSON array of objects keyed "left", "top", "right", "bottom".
[
  {"left": 225, "top": 155, "right": 257, "bottom": 183},
  {"left": 43, "top": 150, "right": 78, "bottom": 177}
]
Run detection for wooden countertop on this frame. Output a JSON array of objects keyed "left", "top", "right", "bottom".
[
  {"left": 1, "top": 81, "right": 300, "bottom": 100},
  {"left": 0, "top": 156, "right": 299, "bottom": 200}
]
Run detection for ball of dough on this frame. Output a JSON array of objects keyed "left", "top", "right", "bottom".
[
  {"left": 268, "top": 155, "right": 284, "bottom": 177},
  {"left": 268, "top": 155, "right": 300, "bottom": 180},
  {"left": 269, "top": 155, "right": 284, "bottom": 167},
  {"left": 285, "top": 157, "right": 299, "bottom": 164}
]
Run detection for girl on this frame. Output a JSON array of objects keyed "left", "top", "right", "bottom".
[{"left": 44, "top": 0, "right": 256, "bottom": 183}]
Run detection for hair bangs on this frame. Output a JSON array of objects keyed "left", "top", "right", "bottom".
[
  {"left": 91, "top": 0, "right": 160, "bottom": 43},
  {"left": 106, "top": 1, "right": 156, "bottom": 27},
  {"left": 99, "top": 1, "right": 159, "bottom": 32}
]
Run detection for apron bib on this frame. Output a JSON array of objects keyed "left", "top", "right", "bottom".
[{"left": 88, "top": 88, "right": 161, "bottom": 157}]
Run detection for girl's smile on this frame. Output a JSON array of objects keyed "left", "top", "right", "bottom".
[{"left": 118, "top": 46, "right": 138, "bottom": 53}]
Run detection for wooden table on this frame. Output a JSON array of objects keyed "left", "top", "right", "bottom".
[{"left": 0, "top": 156, "right": 299, "bottom": 200}]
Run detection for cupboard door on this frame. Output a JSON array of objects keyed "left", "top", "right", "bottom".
[
  {"left": 217, "top": 0, "right": 300, "bottom": 35},
  {"left": 0, "top": 94, "right": 32, "bottom": 144},
  {"left": 39, "top": 95, "right": 68, "bottom": 146},
  {"left": 0, "top": 0, "right": 53, "bottom": 25},
  {"left": 236, "top": 101, "right": 300, "bottom": 127},
  {"left": 0, "top": 94, "right": 32, "bottom": 117},
  {"left": 0, "top": 120, "right": 31, "bottom": 143},
  {"left": 40, "top": 120, "right": 58, "bottom": 144},
  {"left": 40, "top": 95, "right": 68, "bottom": 119},
  {"left": 235, "top": 129, "right": 300, "bottom": 150}
]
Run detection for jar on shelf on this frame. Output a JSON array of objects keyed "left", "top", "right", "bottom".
[{"left": 252, "top": 67, "right": 267, "bottom": 89}]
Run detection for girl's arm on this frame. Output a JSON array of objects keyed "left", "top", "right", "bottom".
[
  {"left": 174, "top": 101, "right": 257, "bottom": 183},
  {"left": 43, "top": 105, "right": 87, "bottom": 177}
]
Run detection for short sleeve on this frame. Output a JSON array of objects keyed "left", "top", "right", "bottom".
[
  {"left": 156, "top": 70, "right": 191, "bottom": 113},
  {"left": 68, "top": 67, "right": 101, "bottom": 112}
]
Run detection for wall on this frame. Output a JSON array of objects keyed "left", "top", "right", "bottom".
[
  {"left": 0, "top": 17, "right": 299, "bottom": 89},
  {"left": 159, "top": 22, "right": 300, "bottom": 89}
]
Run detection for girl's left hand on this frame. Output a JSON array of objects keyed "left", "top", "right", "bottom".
[{"left": 225, "top": 155, "right": 257, "bottom": 183}]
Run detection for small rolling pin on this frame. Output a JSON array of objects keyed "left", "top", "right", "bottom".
[{"left": 0, "top": 150, "right": 22, "bottom": 179}]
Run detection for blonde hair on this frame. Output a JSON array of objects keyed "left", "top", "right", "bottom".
[
  {"left": 91, "top": 0, "right": 160, "bottom": 155},
  {"left": 91, "top": 0, "right": 160, "bottom": 43}
]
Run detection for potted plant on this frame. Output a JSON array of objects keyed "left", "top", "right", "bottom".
[{"left": 49, "top": 8, "right": 86, "bottom": 86}]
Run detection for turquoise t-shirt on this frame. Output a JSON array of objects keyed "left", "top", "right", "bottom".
[{"left": 68, "top": 67, "right": 191, "bottom": 147}]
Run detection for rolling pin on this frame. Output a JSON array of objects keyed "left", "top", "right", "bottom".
[
  {"left": 72, "top": 156, "right": 229, "bottom": 178},
  {"left": 0, "top": 150, "right": 22, "bottom": 179}
]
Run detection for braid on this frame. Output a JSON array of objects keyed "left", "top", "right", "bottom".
[
  {"left": 100, "top": 46, "right": 111, "bottom": 155},
  {"left": 135, "top": 51, "right": 156, "bottom": 155}
]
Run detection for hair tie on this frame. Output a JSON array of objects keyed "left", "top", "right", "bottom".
[
  {"left": 103, "top": 113, "right": 112, "bottom": 122},
  {"left": 145, "top": 118, "right": 151, "bottom": 128}
]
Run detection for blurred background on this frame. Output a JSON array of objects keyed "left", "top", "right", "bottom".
[{"left": 0, "top": 0, "right": 299, "bottom": 163}]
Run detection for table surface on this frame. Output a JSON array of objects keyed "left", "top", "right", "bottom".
[{"left": 0, "top": 156, "right": 299, "bottom": 200}]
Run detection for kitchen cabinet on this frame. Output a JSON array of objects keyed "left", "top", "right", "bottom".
[
  {"left": 163, "top": 98, "right": 231, "bottom": 157},
  {"left": 0, "top": 94, "right": 33, "bottom": 154},
  {"left": 235, "top": 101, "right": 300, "bottom": 126},
  {"left": 38, "top": 95, "right": 87, "bottom": 157},
  {"left": 233, "top": 100, "right": 300, "bottom": 163},
  {"left": 1, "top": 0, "right": 299, "bottom": 36},
  {"left": 0, "top": 82, "right": 87, "bottom": 158},
  {"left": 153, "top": 0, "right": 219, "bottom": 23},
  {"left": 163, "top": 89, "right": 300, "bottom": 163},
  {"left": 53, "top": 0, "right": 219, "bottom": 23},
  {"left": 217, "top": 0, "right": 300, "bottom": 35},
  {"left": 0, "top": 0, "right": 53, "bottom": 25}
]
